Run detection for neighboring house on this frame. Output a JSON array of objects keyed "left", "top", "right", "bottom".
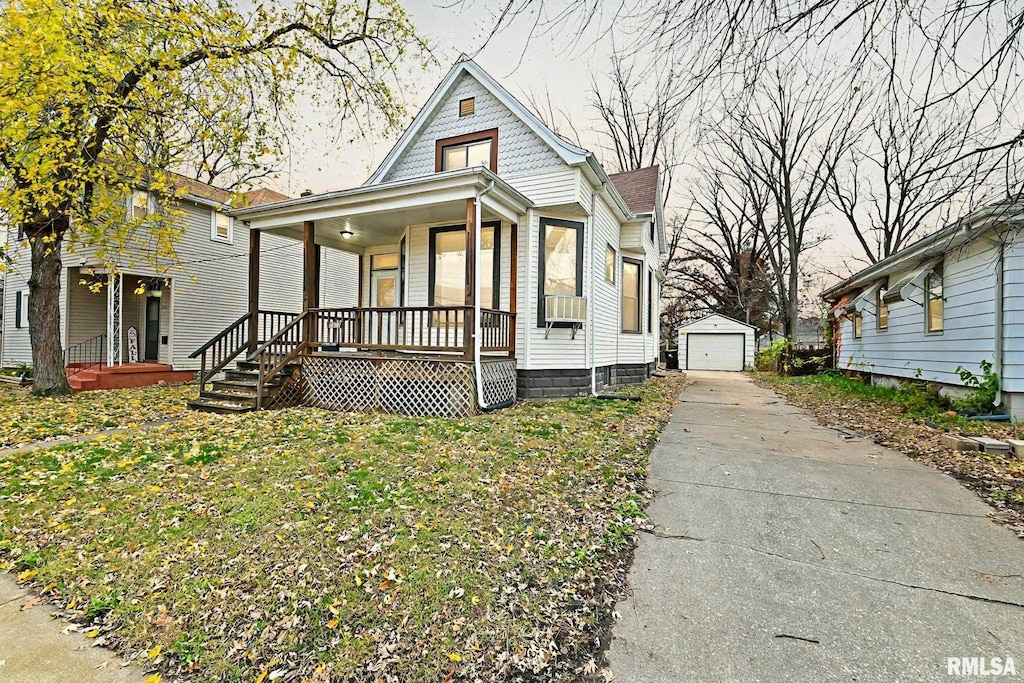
[
  {"left": 793, "top": 317, "right": 825, "bottom": 349},
  {"left": 677, "top": 314, "right": 756, "bottom": 371},
  {"left": 0, "top": 176, "right": 357, "bottom": 389},
  {"left": 192, "top": 55, "right": 666, "bottom": 416},
  {"left": 822, "top": 201, "right": 1024, "bottom": 417}
]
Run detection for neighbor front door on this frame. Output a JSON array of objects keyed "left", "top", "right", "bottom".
[{"left": 145, "top": 296, "right": 160, "bottom": 361}]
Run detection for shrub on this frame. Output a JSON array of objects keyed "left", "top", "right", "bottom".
[
  {"left": 755, "top": 337, "right": 789, "bottom": 372},
  {"left": 953, "top": 360, "right": 1000, "bottom": 416}
]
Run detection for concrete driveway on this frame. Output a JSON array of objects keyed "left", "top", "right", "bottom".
[{"left": 608, "top": 371, "right": 1024, "bottom": 682}]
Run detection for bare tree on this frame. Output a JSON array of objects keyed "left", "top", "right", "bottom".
[
  {"left": 705, "top": 67, "right": 862, "bottom": 336},
  {"left": 671, "top": 168, "right": 778, "bottom": 334},
  {"left": 826, "top": 68, "right": 1001, "bottom": 264},
  {"left": 590, "top": 53, "right": 687, "bottom": 201}
]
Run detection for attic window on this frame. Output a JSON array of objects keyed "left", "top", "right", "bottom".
[
  {"left": 459, "top": 97, "right": 475, "bottom": 117},
  {"left": 435, "top": 129, "right": 499, "bottom": 173}
]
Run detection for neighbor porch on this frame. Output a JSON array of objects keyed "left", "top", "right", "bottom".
[
  {"left": 64, "top": 269, "right": 193, "bottom": 390},
  {"left": 189, "top": 168, "right": 532, "bottom": 416}
]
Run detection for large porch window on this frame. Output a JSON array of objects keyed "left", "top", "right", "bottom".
[{"left": 428, "top": 222, "right": 501, "bottom": 312}]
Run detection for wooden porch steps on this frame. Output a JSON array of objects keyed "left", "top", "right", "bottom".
[{"left": 186, "top": 359, "right": 299, "bottom": 414}]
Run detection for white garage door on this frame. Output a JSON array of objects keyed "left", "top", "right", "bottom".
[{"left": 687, "top": 333, "right": 745, "bottom": 371}]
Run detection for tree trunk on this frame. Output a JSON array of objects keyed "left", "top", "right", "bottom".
[{"left": 26, "top": 220, "right": 71, "bottom": 396}]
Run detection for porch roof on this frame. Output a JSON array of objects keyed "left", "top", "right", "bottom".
[{"left": 231, "top": 167, "right": 533, "bottom": 252}]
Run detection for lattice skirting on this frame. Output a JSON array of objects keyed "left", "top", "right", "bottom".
[
  {"left": 480, "top": 359, "right": 517, "bottom": 407},
  {"left": 300, "top": 356, "right": 516, "bottom": 417}
]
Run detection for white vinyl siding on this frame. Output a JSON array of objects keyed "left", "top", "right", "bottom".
[
  {"left": 838, "top": 237, "right": 998, "bottom": 386},
  {"left": 383, "top": 72, "right": 563, "bottom": 183}
]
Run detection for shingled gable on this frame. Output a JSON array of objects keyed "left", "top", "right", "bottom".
[{"left": 364, "top": 56, "right": 593, "bottom": 186}]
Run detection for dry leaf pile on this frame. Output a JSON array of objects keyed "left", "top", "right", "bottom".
[
  {"left": 0, "top": 383, "right": 193, "bottom": 447},
  {"left": 754, "top": 372, "right": 1024, "bottom": 537},
  {"left": 0, "top": 374, "right": 687, "bottom": 681}
]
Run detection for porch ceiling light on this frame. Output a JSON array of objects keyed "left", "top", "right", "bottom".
[{"left": 340, "top": 229, "right": 354, "bottom": 239}]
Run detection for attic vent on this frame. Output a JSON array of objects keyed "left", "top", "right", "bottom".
[{"left": 459, "top": 97, "right": 475, "bottom": 117}]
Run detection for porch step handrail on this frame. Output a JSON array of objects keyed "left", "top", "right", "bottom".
[
  {"left": 189, "top": 310, "right": 300, "bottom": 387},
  {"left": 253, "top": 311, "right": 309, "bottom": 408},
  {"left": 65, "top": 333, "right": 107, "bottom": 378}
]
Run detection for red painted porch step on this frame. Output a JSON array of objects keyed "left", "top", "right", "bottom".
[{"left": 68, "top": 363, "right": 195, "bottom": 391}]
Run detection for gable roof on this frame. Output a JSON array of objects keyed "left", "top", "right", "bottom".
[
  {"left": 608, "top": 166, "right": 660, "bottom": 215},
  {"left": 244, "top": 188, "right": 290, "bottom": 207},
  {"left": 822, "top": 199, "right": 1024, "bottom": 300},
  {"left": 680, "top": 312, "right": 756, "bottom": 330},
  {"left": 366, "top": 56, "right": 591, "bottom": 186}
]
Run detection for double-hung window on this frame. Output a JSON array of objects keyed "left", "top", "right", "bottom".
[
  {"left": 211, "top": 211, "right": 232, "bottom": 243},
  {"left": 926, "top": 267, "right": 943, "bottom": 332},
  {"left": 877, "top": 288, "right": 888, "bottom": 331},
  {"left": 853, "top": 312, "right": 863, "bottom": 339},
  {"left": 605, "top": 244, "right": 616, "bottom": 284},
  {"left": 647, "top": 268, "right": 654, "bottom": 333},
  {"left": 537, "top": 218, "right": 584, "bottom": 326},
  {"left": 130, "top": 190, "right": 151, "bottom": 220},
  {"left": 622, "top": 258, "right": 642, "bottom": 333}
]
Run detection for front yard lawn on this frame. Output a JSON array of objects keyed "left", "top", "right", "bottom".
[
  {"left": 0, "top": 375, "right": 686, "bottom": 681},
  {"left": 0, "top": 383, "right": 194, "bottom": 448},
  {"left": 755, "top": 372, "right": 1024, "bottom": 537}
]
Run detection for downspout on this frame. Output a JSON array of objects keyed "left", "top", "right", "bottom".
[
  {"left": 995, "top": 239, "right": 1004, "bottom": 407},
  {"left": 474, "top": 180, "right": 511, "bottom": 411},
  {"left": 590, "top": 183, "right": 603, "bottom": 396}
]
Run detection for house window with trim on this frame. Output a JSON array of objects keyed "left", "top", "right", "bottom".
[
  {"left": 926, "top": 267, "right": 943, "bottom": 332},
  {"left": 428, "top": 223, "right": 500, "bottom": 318},
  {"left": 537, "top": 218, "right": 584, "bottom": 326},
  {"left": 15, "top": 290, "right": 28, "bottom": 328},
  {"left": 435, "top": 129, "right": 498, "bottom": 172},
  {"left": 622, "top": 258, "right": 642, "bottom": 333},
  {"left": 647, "top": 268, "right": 654, "bottom": 333},
  {"left": 853, "top": 312, "right": 863, "bottom": 339},
  {"left": 211, "top": 211, "right": 232, "bottom": 243},
  {"left": 877, "top": 288, "right": 888, "bottom": 331},
  {"left": 605, "top": 244, "right": 616, "bottom": 284},
  {"left": 130, "top": 190, "right": 151, "bottom": 219}
]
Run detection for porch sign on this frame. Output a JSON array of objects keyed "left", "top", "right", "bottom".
[{"left": 127, "top": 327, "right": 139, "bottom": 364}]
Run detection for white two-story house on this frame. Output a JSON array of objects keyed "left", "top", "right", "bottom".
[
  {"left": 0, "top": 177, "right": 356, "bottom": 390},
  {"left": 188, "top": 56, "right": 666, "bottom": 416}
]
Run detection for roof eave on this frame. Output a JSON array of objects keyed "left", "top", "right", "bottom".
[{"left": 230, "top": 167, "right": 533, "bottom": 221}]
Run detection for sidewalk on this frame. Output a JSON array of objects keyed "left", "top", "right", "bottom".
[{"left": 0, "top": 574, "right": 145, "bottom": 683}]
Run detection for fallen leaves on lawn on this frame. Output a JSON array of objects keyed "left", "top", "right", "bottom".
[
  {"left": 0, "top": 383, "right": 193, "bottom": 447},
  {"left": 0, "top": 374, "right": 688, "bottom": 682}
]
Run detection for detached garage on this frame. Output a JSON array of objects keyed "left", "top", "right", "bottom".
[{"left": 678, "top": 314, "right": 756, "bottom": 371}]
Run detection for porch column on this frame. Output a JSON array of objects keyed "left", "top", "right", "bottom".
[
  {"left": 302, "top": 220, "right": 318, "bottom": 345},
  {"left": 248, "top": 228, "right": 260, "bottom": 353},
  {"left": 464, "top": 197, "right": 476, "bottom": 361},
  {"left": 509, "top": 222, "right": 518, "bottom": 359},
  {"left": 106, "top": 272, "right": 122, "bottom": 367}
]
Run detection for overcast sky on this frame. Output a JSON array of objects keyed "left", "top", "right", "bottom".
[
  {"left": 276, "top": 2, "right": 612, "bottom": 196},
  {"left": 266, "top": 1, "right": 1015, "bottom": 286}
]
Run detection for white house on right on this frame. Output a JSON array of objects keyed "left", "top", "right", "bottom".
[{"left": 822, "top": 201, "right": 1024, "bottom": 417}]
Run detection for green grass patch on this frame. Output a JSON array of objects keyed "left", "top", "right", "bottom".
[{"left": 0, "top": 375, "right": 686, "bottom": 681}]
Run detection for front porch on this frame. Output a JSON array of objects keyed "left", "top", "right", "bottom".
[
  {"left": 189, "top": 168, "right": 530, "bottom": 416},
  {"left": 64, "top": 270, "right": 192, "bottom": 390}
]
